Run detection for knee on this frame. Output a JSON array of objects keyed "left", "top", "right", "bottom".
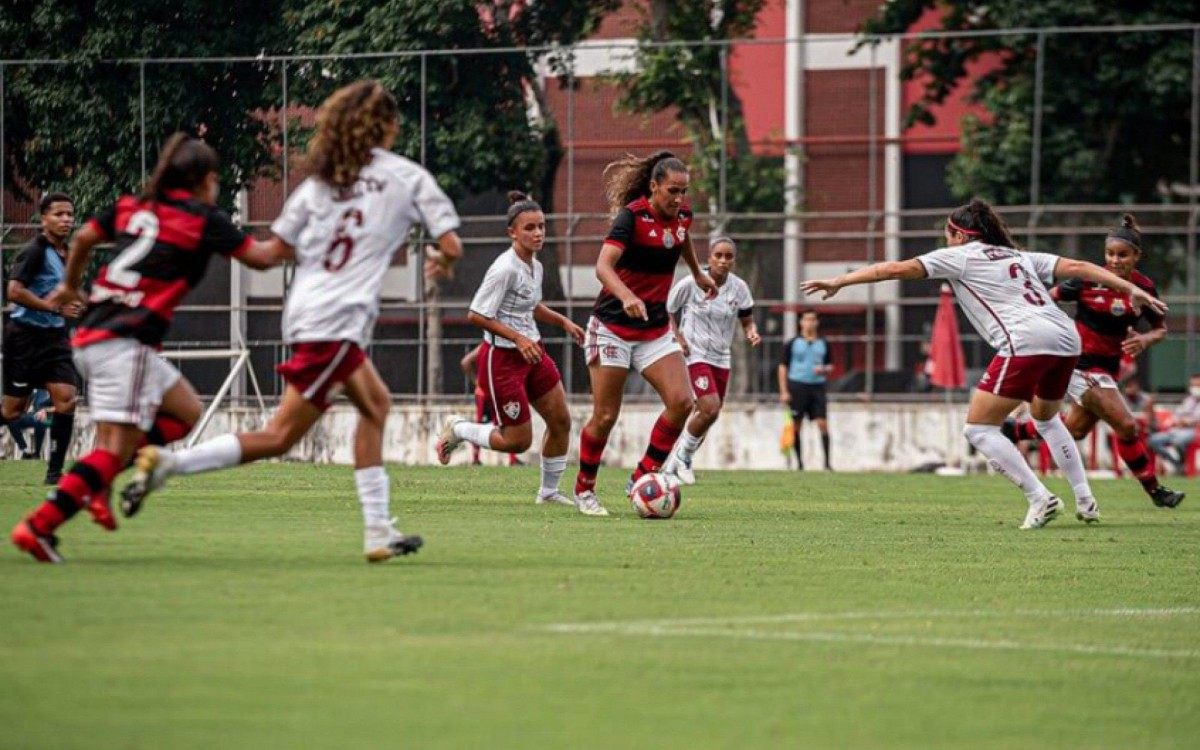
[
  {"left": 591, "top": 407, "right": 621, "bottom": 435},
  {"left": 510, "top": 434, "right": 533, "bottom": 453},
  {"left": 665, "top": 392, "right": 694, "bottom": 420},
  {"left": 548, "top": 410, "right": 571, "bottom": 437},
  {"left": 696, "top": 398, "right": 721, "bottom": 423},
  {"left": 1111, "top": 419, "right": 1139, "bottom": 442},
  {"left": 1068, "top": 424, "right": 1092, "bottom": 441}
]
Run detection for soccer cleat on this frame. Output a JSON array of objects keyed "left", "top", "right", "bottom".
[
  {"left": 1150, "top": 485, "right": 1185, "bottom": 509},
  {"left": 87, "top": 490, "right": 118, "bottom": 531},
  {"left": 671, "top": 453, "right": 696, "bottom": 486},
  {"left": 535, "top": 490, "right": 574, "bottom": 507},
  {"left": 1020, "top": 494, "right": 1062, "bottom": 530},
  {"left": 1074, "top": 496, "right": 1100, "bottom": 524},
  {"left": 120, "top": 446, "right": 175, "bottom": 518},
  {"left": 573, "top": 490, "right": 610, "bottom": 517},
  {"left": 11, "top": 519, "right": 63, "bottom": 563},
  {"left": 364, "top": 518, "right": 424, "bottom": 563},
  {"left": 435, "top": 417, "right": 467, "bottom": 466},
  {"left": 43, "top": 470, "right": 62, "bottom": 486}
]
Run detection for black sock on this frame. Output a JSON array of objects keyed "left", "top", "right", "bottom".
[
  {"left": 47, "top": 412, "right": 75, "bottom": 474},
  {"left": 792, "top": 424, "right": 804, "bottom": 469},
  {"left": 4, "top": 419, "right": 29, "bottom": 453},
  {"left": 821, "top": 432, "right": 831, "bottom": 468}
]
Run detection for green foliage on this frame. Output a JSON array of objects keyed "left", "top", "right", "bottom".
[{"left": 859, "top": 1, "right": 1200, "bottom": 205}]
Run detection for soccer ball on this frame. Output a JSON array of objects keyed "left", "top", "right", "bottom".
[{"left": 629, "top": 473, "right": 682, "bottom": 519}]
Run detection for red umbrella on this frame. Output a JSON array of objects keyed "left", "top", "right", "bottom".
[{"left": 926, "top": 284, "right": 966, "bottom": 389}]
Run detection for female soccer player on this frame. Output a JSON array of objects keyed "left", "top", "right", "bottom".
[
  {"left": 121, "top": 79, "right": 464, "bottom": 563},
  {"left": 572, "top": 151, "right": 718, "bottom": 515},
  {"left": 660, "top": 237, "right": 759, "bottom": 485},
  {"left": 435, "top": 192, "right": 585, "bottom": 508},
  {"left": 802, "top": 199, "right": 1167, "bottom": 529},
  {"left": 1005, "top": 214, "right": 1184, "bottom": 508},
  {"left": 11, "top": 134, "right": 288, "bottom": 562}
]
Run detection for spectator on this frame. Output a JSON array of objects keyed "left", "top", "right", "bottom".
[
  {"left": 1148, "top": 373, "right": 1200, "bottom": 473},
  {"left": 5, "top": 389, "right": 51, "bottom": 459}
]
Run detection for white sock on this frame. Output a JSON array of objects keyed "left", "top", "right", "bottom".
[
  {"left": 1033, "top": 416, "right": 1094, "bottom": 502},
  {"left": 963, "top": 424, "right": 1050, "bottom": 504},
  {"left": 538, "top": 454, "right": 568, "bottom": 498},
  {"left": 354, "top": 465, "right": 390, "bottom": 525},
  {"left": 676, "top": 428, "right": 704, "bottom": 461},
  {"left": 170, "top": 434, "right": 242, "bottom": 476},
  {"left": 453, "top": 421, "right": 495, "bottom": 449}
]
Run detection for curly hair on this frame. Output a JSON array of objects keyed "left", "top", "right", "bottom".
[
  {"left": 307, "top": 79, "right": 399, "bottom": 189},
  {"left": 947, "top": 198, "right": 1019, "bottom": 249},
  {"left": 601, "top": 150, "right": 688, "bottom": 214}
]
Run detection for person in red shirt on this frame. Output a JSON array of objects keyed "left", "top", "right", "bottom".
[
  {"left": 1005, "top": 214, "right": 1183, "bottom": 508},
  {"left": 572, "top": 151, "right": 717, "bottom": 515},
  {"left": 10, "top": 133, "right": 289, "bottom": 563}
]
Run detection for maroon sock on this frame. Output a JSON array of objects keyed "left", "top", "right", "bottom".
[
  {"left": 574, "top": 427, "right": 608, "bottom": 495},
  {"left": 631, "top": 415, "right": 684, "bottom": 483},
  {"left": 27, "top": 450, "right": 123, "bottom": 535},
  {"left": 1116, "top": 435, "right": 1159, "bottom": 494}
]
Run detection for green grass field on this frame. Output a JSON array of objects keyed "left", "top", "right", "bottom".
[{"left": 1, "top": 462, "right": 1197, "bottom": 749}]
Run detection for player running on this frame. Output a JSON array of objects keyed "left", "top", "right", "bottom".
[
  {"left": 802, "top": 199, "right": 1167, "bottom": 529},
  {"left": 435, "top": 192, "right": 585, "bottom": 508},
  {"left": 10, "top": 134, "right": 288, "bottom": 562},
  {"left": 660, "top": 237, "right": 759, "bottom": 485},
  {"left": 121, "top": 79, "right": 464, "bottom": 563},
  {"left": 1004, "top": 214, "right": 1183, "bottom": 508},
  {"left": 571, "top": 151, "right": 718, "bottom": 515}
]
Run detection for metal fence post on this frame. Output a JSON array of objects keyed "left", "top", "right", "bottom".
[
  {"left": 140, "top": 62, "right": 147, "bottom": 180},
  {"left": 865, "top": 44, "right": 879, "bottom": 397},
  {"left": 565, "top": 53, "right": 576, "bottom": 394},
  {"left": 418, "top": 51, "right": 428, "bottom": 401},
  {"left": 1188, "top": 28, "right": 1199, "bottom": 372},
  {"left": 1, "top": 63, "right": 6, "bottom": 397},
  {"left": 1027, "top": 32, "right": 1046, "bottom": 251},
  {"left": 719, "top": 43, "right": 729, "bottom": 222}
]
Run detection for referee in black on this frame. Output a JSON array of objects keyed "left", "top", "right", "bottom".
[{"left": 3, "top": 192, "right": 83, "bottom": 484}]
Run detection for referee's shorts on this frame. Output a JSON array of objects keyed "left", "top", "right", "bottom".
[
  {"left": 3, "top": 321, "right": 78, "bottom": 398},
  {"left": 787, "top": 380, "right": 827, "bottom": 421}
]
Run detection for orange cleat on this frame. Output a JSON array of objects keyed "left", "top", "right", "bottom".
[
  {"left": 86, "top": 491, "right": 117, "bottom": 532},
  {"left": 11, "top": 520, "right": 63, "bottom": 564}
]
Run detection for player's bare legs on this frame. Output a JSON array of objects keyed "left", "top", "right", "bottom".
[
  {"left": 630, "top": 352, "right": 693, "bottom": 488},
  {"left": 963, "top": 390, "right": 1063, "bottom": 529},
  {"left": 572, "top": 363, "right": 629, "bottom": 516},
  {"left": 530, "top": 383, "right": 572, "bottom": 505},
  {"left": 1027, "top": 395, "right": 1100, "bottom": 522},
  {"left": 664, "top": 392, "right": 719, "bottom": 485}
]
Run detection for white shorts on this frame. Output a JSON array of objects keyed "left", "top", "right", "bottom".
[
  {"left": 1066, "top": 368, "right": 1118, "bottom": 405},
  {"left": 584, "top": 316, "right": 681, "bottom": 373},
  {"left": 74, "top": 338, "right": 182, "bottom": 431}
]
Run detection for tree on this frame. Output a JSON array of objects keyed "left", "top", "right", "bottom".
[
  {"left": 860, "top": 3, "right": 1199, "bottom": 240},
  {"left": 0, "top": 1, "right": 286, "bottom": 219},
  {"left": 614, "top": 0, "right": 785, "bottom": 395}
]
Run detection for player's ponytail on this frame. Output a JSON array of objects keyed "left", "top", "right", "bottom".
[
  {"left": 602, "top": 151, "right": 688, "bottom": 213},
  {"left": 947, "top": 198, "right": 1019, "bottom": 249},
  {"left": 308, "top": 79, "right": 399, "bottom": 189},
  {"left": 141, "top": 132, "right": 219, "bottom": 202},
  {"left": 506, "top": 191, "right": 542, "bottom": 226},
  {"left": 1107, "top": 213, "right": 1143, "bottom": 253}
]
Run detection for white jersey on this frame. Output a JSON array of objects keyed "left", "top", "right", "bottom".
[
  {"left": 917, "top": 242, "right": 1080, "bottom": 357},
  {"left": 666, "top": 271, "right": 754, "bottom": 368},
  {"left": 469, "top": 247, "right": 542, "bottom": 349},
  {"left": 271, "top": 148, "right": 460, "bottom": 346}
]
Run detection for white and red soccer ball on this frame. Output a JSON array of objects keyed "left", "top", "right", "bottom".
[{"left": 629, "top": 473, "right": 682, "bottom": 519}]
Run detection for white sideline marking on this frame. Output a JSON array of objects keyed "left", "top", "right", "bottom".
[{"left": 538, "top": 607, "right": 1200, "bottom": 660}]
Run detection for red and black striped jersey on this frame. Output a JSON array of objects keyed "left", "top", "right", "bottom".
[
  {"left": 74, "top": 189, "right": 252, "bottom": 348},
  {"left": 592, "top": 196, "right": 693, "bottom": 340},
  {"left": 1052, "top": 269, "right": 1164, "bottom": 376}
]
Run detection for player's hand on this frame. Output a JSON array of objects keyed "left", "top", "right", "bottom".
[
  {"left": 424, "top": 248, "right": 455, "bottom": 282},
  {"left": 514, "top": 335, "right": 542, "bottom": 364},
  {"left": 58, "top": 301, "right": 84, "bottom": 319},
  {"left": 746, "top": 328, "right": 762, "bottom": 347},
  {"left": 802, "top": 278, "right": 842, "bottom": 300},
  {"left": 675, "top": 335, "right": 690, "bottom": 357},
  {"left": 694, "top": 271, "right": 718, "bottom": 299},
  {"left": 779, "top": 391, "right": 791, "bottom": 405},
  {"left": 563, "top": 320, "right": 585, "bottom": 346},
  {"left": 1128, "top": 287, "right": 1167, "bottom": 317},
  {"left": 622, "top": 296, "right": 648, "bottom": 321},
  {"left": 48, "top": 284, "right": 84, "bottom": 310},
  {"left": 1121, "top": 327, "right": 1148, "bottom": 357}
]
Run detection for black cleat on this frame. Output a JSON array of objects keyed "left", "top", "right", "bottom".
[
  {"left": 390, "top": 534, "right": 424, "bottom": 557},
  {"left": 1150, "top": 485, "right": 1185, "bottom": 509},
  {"left": 43, "top": 470, "right": 62, "bottom": 486}
]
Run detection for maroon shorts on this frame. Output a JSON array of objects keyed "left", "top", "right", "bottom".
[
  {"left": 277, "top": 340, "right": 367, "bottom": 411},
  {"left": 477, "top": 341, "right": 561, "bottom": 426},
  {"left": 688, "top": 362, "right": 730, "bottom": 402},
  {"left": 977, "top": 353, "right": 1077, "bottom": 402}
]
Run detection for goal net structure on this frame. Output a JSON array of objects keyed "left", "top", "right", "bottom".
[{"left": 162, "top": 338, "right": 268, "bottom": 448}]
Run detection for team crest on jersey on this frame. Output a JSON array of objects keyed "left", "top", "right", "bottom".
[
  {"left": 662, "top": 230, "right": 675, "bottom": 249},
  {"left": 694, "top": 375, "right": 710, "bottom": 391},
  {"left": 503, "top": 401, "right": 521, "bottom": 420},
  {"left": 1110, "top": 297, "right": 1127, "bottom": 316}
]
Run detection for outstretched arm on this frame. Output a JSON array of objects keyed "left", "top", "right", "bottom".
[
  {"left": 801, "top": 259, "right": 927, "bottom": 300},
  {"left": 1053, "top": 258, "right": 1168, "bottom": 317}
]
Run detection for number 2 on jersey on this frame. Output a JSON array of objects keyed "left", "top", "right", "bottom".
[
  {"left": 324, "top": 208, "right": 363, "bottom": 272},
  {"left": 1008, "top": 262, "right": 1046, "bottom": 306},
  {"left": 106, "top": 210, "right": 159, "bottom": 287}
]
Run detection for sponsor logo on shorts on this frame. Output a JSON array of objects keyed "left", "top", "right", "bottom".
[
  {"left": 694, "top": 376, "right": 710, "bottom": 391},
  {"left": 503, "top": 401, "right": 521, "bottom": 420},
  {"left": 603, "top": 344, "right": 619, "bottom": 359}
]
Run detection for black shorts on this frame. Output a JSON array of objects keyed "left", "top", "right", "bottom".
[
  {"left": 3, "top": 322, "right": 77, "bottom": 398},
  {"left": 788, "top": 381, "right": 827, "bottom": 420}
]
